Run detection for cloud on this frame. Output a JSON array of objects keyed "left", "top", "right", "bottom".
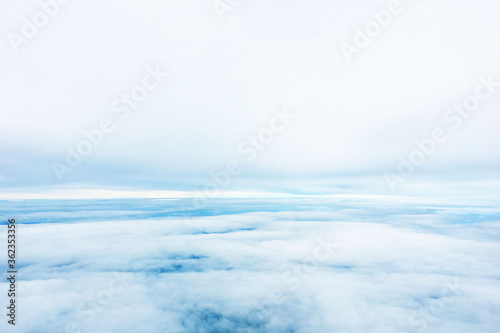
[
  {"left": 1, "top": 196, "right": 499, "bottom": 332},
  {"left": 1, "top": 0, "right": 500, "bottom": 189}
]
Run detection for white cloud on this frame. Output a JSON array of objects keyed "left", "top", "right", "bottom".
[{"left": 1, "top": 196, "right": 499, "bottom": 332}]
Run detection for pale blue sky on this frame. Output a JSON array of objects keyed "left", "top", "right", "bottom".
[{"left": 1, "top": 0, "right": 499, "bottom": 194}]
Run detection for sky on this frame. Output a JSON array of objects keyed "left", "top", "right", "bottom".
[{"left": 1, "top": 0, "right": 499, "bottom": 195}]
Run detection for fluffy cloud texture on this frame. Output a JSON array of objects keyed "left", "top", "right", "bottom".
[{"left": 1, "top": 196, "right": 499, "bottom": 332}]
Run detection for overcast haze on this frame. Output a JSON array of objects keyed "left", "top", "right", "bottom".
[{"left": 1, "top": 0, "right": 499, "bottom": 194}]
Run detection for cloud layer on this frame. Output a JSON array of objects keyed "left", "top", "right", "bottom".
[{"left": 1, "top": 196, "right": 499, "bottom": 332}]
